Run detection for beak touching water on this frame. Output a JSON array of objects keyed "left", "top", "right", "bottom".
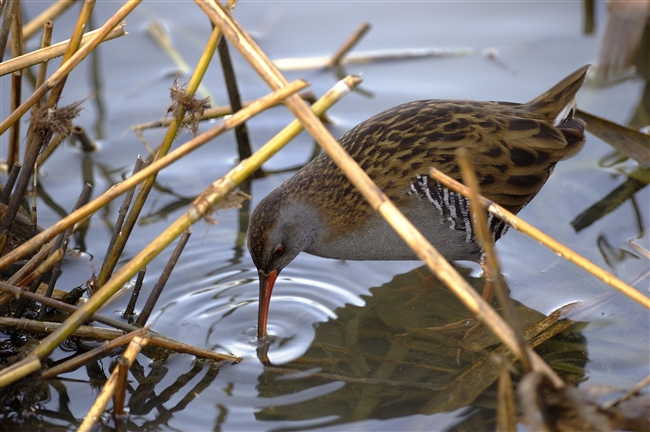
[{"left": 257, "top": 269, "right": 278, "bottom": 339}]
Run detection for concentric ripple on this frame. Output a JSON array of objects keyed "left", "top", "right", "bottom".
[{"left": 151, "top": 260, "right": 370, "bottom": 365}]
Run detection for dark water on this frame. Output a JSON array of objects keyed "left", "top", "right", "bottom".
[{"left": 1, "top": 1, "right": 648, "bottom": 430}]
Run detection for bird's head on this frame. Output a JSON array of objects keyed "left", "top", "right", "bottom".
[{"left": 247, "top": 193, "right": 319, "bottom": 339}]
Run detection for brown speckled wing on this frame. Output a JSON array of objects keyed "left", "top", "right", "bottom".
[{"left": 284, "top": 66, "right": 587, "bottom": 236}]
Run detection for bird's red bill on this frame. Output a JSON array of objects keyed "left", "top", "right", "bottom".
[{"left": 257, "top": 269, "right": 278, "bottom": 339}]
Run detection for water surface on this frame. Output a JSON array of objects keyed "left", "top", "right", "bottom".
[{"left": 1, "top": 1, "right": 648, "bottom": 430}]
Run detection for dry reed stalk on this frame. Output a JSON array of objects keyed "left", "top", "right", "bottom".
[
  {"left": 113, "top": 357, "right": 129, "bottom": 420},
  {"left": 497, "top": 359, "right": 516, "bottom": 431},
  {"left": 628, "top": 239, "right": 650, "bottom": 260},
  {"left": 45, "top": 0, "right": 96, "bottom": 108},
  {"left": 97, "top": 157, "right": 144, "bottom": 283},
  {"left": 0, "top": 80, "right": 308, "bottom": 272},
  {"left": 130, "top": 95, "right": 308, "bottom": 131},
  {"left": 218, "top": 36, "right": 252, "bottom": 165},
  {"left": 326, "top": 22, "right": 371, "bottom": 68},
  {"left": 123, "top": 267, "right": 145, "bottom": 319},
  {"left": 576, "top": 109, "right": 650, "bottom": 168},
  {"left": 77, "top": 335, "right": 149, "bottom": 432},
  {"left": 602, "top": 375, "right": 650, "bottom": 410},
  {"left": 0, "top": 280, "right": 135, "bottom": 331},
  {"left": 36, "top": 184, "right": 92, "bottom": 321},
  {"left": 457, "top": 148, "right": 531, "bottom": 373},
  {"left": 0, "top": 355, "right": 41, "bottom": 387},
  {"left": 0, "top": 23, "right": 126, "bottom": 77},
  {"left": 0, "top": 0, "right": 141, "bottom": 136},
  {"left": 136, "top": 230, "right": 191, "bottom": 326},
  {"left": 143, "top": 333, "right": 240, "bottom": 362},
  {"left": 35, "top": 20, "right": 52, "bottom": 95},
  {"left": 41, "top": 328, "right": 147, "bottom": 379},
  {"left": 21, "top": 0, "right": 77, "bottom": 41},
  {"left": 14, "top": 248, "right": 63, "bottom": 288},
  {"left": 7, "top": 0, "right": 24, "bottom": 170},
  {"left": 0, "top": 280, "right": 240, "bottom": 362},
  {"left": 430, "top": 168, "right": 650, "bottom": 309},
  {"left": 35, "top": 132, "right": 67, "bottom": 166},
  {"left": 0, "top": 123, "right": 53, "bottom": 253},
  {"left": 197, "top": 0, "right": 563, "bottom": 388},
  {"left": 0, "top": 316, "right": 127, "bottom": 340},
  {"left": 0, "top": 0, "right": 17, "bottom": 59},
  {"left": 0, "top": 162, "right": 21, "bottom": 204},
  {"left": 5, "top": 239, "right": 55, "bottom": 283},
  {"left": 273, "top": 47, "right": 475, "bottom": 72}
]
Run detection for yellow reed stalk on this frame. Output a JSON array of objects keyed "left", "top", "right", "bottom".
[
  {"left": 77, "top": 335, "right": 149, "bottom": 432},
  {"left": 430, "top": 168, "right": 650, "bottom": 310},
  {"left": 196, "top": 0, "right": 564, "bottom": 388},
  {"left": 0, "top": 317, "right": 127, "bottom": 340},
  {"left": 457, "top": 148, "right": 532, "bottom": 374},
  {"left": 497, "top": 361, "right": 516, "bottom": 431},
  {"left": 8, "top": 0, "right": 25, "bottom": 169},
  {"left": 0, "top": 0, "right": 141, "bottom": 136},
  {"left": 0, "top": 354, "right": 41, "bottom": 386},
  {"left": 42, "top": 328, "right": 147, "bottom": 379},
  {"left": 0, "top": 80, "right": 308, "bottom": 272},
  {"left": 46, "top": 0, "right": 96, "bottom": 108},
  {"left": 326, "top": 22, "right": 371, "bottom": 68},
  {"left": 7, "top": 239, "right": 56, "bottom": 286},
  {"left": 34, "top": 20, "right": 54, "bottom": 94},
  {"left": 0, "top": 239, "right": 56, "bottom": 307},
  {"left": 15, "top": 248, "right": 63, "bottom": 287},
  {"left": 130, "top": 92, "right": 316, "bottom": 131}
]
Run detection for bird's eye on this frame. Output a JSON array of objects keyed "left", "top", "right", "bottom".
[{"left": 273, "top": 245, "right": 284, "bottom": 257}]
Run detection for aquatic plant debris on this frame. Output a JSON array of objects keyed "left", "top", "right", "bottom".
[
  {"left": 27, "top": 98, "right": 87, "bottom": 140},
  {"left": 167, "top": 76, "right": 211, "bottom": 136}
]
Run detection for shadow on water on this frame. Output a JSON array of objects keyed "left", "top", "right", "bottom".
[{"left": 253, "top": 265, "right": 588, "bottom": 430}]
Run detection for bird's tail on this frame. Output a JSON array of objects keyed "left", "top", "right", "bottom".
[{"left": 523, "top": 65, "right": 590, "bottom": 125}]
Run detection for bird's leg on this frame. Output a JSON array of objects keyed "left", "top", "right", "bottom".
[
  {"left": 480, "top": 259, "right": 496, "bottom": 304},
  {"left": 456, "top": 259, "right": 510, "bottom": 365},
  {"left": 396, "top": 271, "right": 440, "bottom": 309}
]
